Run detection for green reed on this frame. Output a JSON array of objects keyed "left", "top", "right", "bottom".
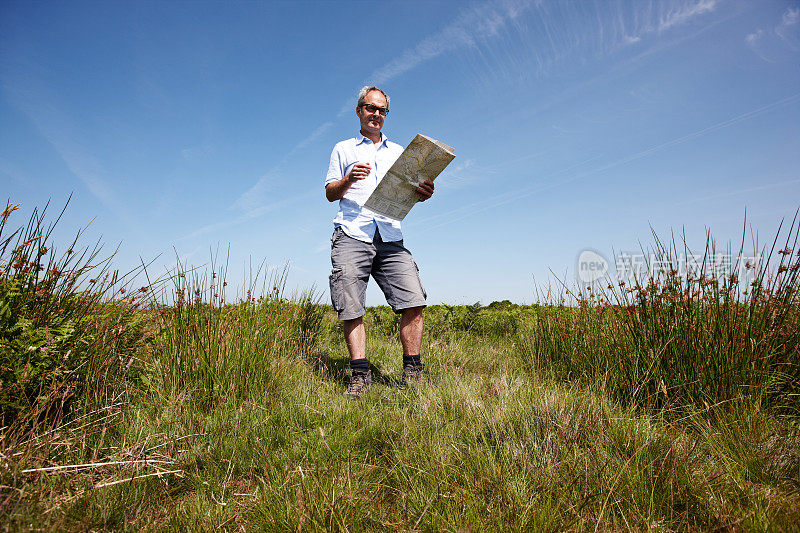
[
  {"left": 0, "top": 200, "right": 144, "bottom": 429},
  {"left": 146, "top": 256, "right": 325, "bottom": 410},
  {"left": 519, "top": 215, "right": 800, "bottom": 412}
]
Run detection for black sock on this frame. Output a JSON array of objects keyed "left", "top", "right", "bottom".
[
  {"left": 403, "top": 354, "right": 422, "bottom": 368},
  {"left": 350, "top": 358, "right": 370, "bottom": 375}
]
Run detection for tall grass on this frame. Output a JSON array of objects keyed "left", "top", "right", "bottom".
[
  {"left": 0, "top": 201, "right": 149, "bottom": 529},
  {"left": 518, "top": 217, "right": 800, "bottom": 413},
  {"left": 0, "top": 200, "right": 143, "bottom": 429},
  {"left": 145, "top": 258, "right": 326, "bottom": 410}
]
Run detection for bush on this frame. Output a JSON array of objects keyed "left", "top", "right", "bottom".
[
  {"left": 0, "top": 201, "right": 141, "bottom": 428},
  {"left": 365, "top": 305, "right": 401, "bottom": 338},
  {"left": 424, "top": 303, "right": 521, "bottom": 338}
]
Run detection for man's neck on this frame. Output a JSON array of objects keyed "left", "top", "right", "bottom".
[{"left": 360, "top": 129, "right": 382, "bottom": 145}]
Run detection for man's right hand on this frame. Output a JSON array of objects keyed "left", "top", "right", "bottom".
[
  {"left": 326, "top": 162, "right": 371, "bottom": 202},
  {"left": 346, "top": 162, "right": 371, "bottom": 184}
]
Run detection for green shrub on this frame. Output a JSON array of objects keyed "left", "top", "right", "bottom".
[
  {"left": 365, "top": 305, "right": 401, "bottom": 338},
  {"left": 423, "top": 303, "right": 521, "bottom": 338},
  {"left": 0, "top": 201, "right": 142, "bottom": 428}
]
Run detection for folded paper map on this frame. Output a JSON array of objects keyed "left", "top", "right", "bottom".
[{"left": 364, "top": 134, "right": 455, "bottom": 220}]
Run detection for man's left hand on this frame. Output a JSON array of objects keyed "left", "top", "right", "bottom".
[{"left": 415, "top": 180, "right": 435, "bottom": 202}]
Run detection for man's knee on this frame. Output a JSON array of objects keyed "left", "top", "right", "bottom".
[
  {"left": 343, "top": 316, "right": 363, "bottom": 328},
  {"left": 401, "top": 306, "right": 424, "bottom": 320}
]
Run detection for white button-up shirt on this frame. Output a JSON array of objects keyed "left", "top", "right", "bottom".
[{"left": 325, "top": 133, "right": 404, "bottom": 243}]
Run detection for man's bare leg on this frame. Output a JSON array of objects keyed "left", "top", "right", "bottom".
[
  {"left": 342, "top": 316, "right": 370, "bottom": 398},
  {"left": 399, "top": 306, "right": 424, "bottom": 356},
  {"left": 343, "top": 317, "right": 366, "bottom": 360}
]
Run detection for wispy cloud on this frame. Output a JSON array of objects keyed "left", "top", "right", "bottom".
[
  {"left": 371, "top": 0, "right": 531, "bottom": 85},
  {"left": 602, "top": 0, "right": 720, "bottom": 52},
  {"left": 338, "top": 0, "right": 538, "bottom": 116},
  {"left": 314, "top": 239, "right": 331, "bottom": 254},
  {"left": 290, "top": 121, "right": 334, "bottom": 154},
  {"left": 776, "top": 6, "right": 799, "bottom": 46},
  {"left": 658, "top": 0, "right": 717, "bottom": 32},
  {"left": 231, "top": 168, "right": 281, "bottom": 214},
  {"left": 1, "top": 63, "right": 129, "bottom": 222},
  {"left": 427, "top": 0, "right": 721, "bottom": 96},
  {"left": 781, "top": 6, "right": 799, "bottom": 26},
  {"left": 745, "top": 29, "right": 763, "bottom": 45},
  {"left": 746, "top": 6, "right": 799, "bottom": 61},
  {"left": 744, "top": 28, "right": 773, "bottom": 62},
  {"left": 411, "top": 93, "right": 800, "bottom": 231},
  {"left": 0, "top": 158, "right": 30, "bottom": 186},
  {"left": 232, "top": 122, "right": 333, "bottom": 214},
  {"left": 434, "top": 158, "right": 484, "bottom": 190},
  {"left": 181, "top": 144, "right": 214, "bottom": 161},
  {"left": 55, "top": 146, "right": 119, "bottom": 209},
  {"left": 184, "top": 190, "right": 317, "bottom": 241}
]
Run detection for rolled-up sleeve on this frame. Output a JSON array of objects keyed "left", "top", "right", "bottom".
[{"left": 325, "top": 144, "right": 344, "bottom": 187}]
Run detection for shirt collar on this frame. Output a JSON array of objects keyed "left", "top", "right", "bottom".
[{"left": 357, "top": 132, "right": 388, "bottom": 147}]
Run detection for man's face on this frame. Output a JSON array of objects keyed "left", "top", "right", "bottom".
[{"left": 356, "top": 90, "right": 388, "bottom": 136}]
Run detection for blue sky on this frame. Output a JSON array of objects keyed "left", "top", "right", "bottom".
[{"left": 1, "top": 0, "right": 798, "bottom": 304}]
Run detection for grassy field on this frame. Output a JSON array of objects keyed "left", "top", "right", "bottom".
[{"left": 1, "top": 203, "right": 799, "bottom": 531}]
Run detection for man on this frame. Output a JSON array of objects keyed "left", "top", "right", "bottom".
[{"left": 325, "top": 86, "right": 435, "bottom": 399}]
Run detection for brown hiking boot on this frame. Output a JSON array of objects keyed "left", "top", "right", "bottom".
[
  {"left": 403, "top": 363, "right": 427, "bottom": 383},
  {"left": 344, "top": 371, "right": 372, "bottom": 400}
]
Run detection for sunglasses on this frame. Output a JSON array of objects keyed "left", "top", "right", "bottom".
[{"left": 359, "top": 103, "right": 389, "bottom": 116}]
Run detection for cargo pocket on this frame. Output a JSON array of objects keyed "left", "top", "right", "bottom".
[
  {"left": 413, "top": 261, "right": 427, "bottom": 300},
  {"left": 329, "top": 267, "right": 345, "bottom": 311}
]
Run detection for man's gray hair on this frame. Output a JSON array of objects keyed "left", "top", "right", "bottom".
[{"left": 357, "top": 86, "right": 390, "bottom": 108}]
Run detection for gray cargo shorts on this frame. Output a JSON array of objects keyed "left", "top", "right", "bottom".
[{"left": 329, "top": 226, "right": 427, "bottom": 321}]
